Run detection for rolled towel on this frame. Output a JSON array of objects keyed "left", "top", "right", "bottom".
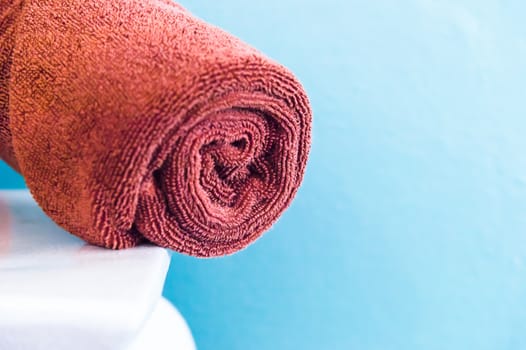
[{"left": 0, "top": 0, "right": 311, "bottom": 257}]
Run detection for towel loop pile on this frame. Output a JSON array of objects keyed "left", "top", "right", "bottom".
[{"left": 0, "top": 0, "right": 311, "bottom": 257}]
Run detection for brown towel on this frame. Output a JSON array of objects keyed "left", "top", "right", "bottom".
[{"left": 0, "top": 0, "right": 311, "bottom": 257}]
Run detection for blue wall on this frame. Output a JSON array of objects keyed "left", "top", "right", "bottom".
[
  {"left": 0, "top": 162, "right": 24, "bottom": 188},
  {"left": 3, "top": 0, "right": 526, "bottom": 349}
]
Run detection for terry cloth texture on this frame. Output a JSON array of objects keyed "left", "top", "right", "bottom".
[{"left": 0, "top": 0, "right": 311, "bottom": 257}]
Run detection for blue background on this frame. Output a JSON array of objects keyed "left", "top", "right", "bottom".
[{"left": 3, "top": 0, "right": 526, "bottom": 349}]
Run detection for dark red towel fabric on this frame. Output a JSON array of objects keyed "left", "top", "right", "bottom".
[{"left": 0, "top": 0, "right": 311, "bottom": 257}]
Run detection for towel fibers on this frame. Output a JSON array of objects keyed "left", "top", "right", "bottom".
[{"left": 0, "top": 0, "right": 311, "bottom": 257}]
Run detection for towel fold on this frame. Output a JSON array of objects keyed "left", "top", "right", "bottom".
[{"left": 0, "top": 0, "right": 311, "bottom": 257}]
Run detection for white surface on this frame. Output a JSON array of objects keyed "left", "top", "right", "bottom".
[
  {"left": 128, "top": 298, "right": 196, "bottom": 350},
  {"left": 0, "top": 190, "right": 195, "bottom": 350}
]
